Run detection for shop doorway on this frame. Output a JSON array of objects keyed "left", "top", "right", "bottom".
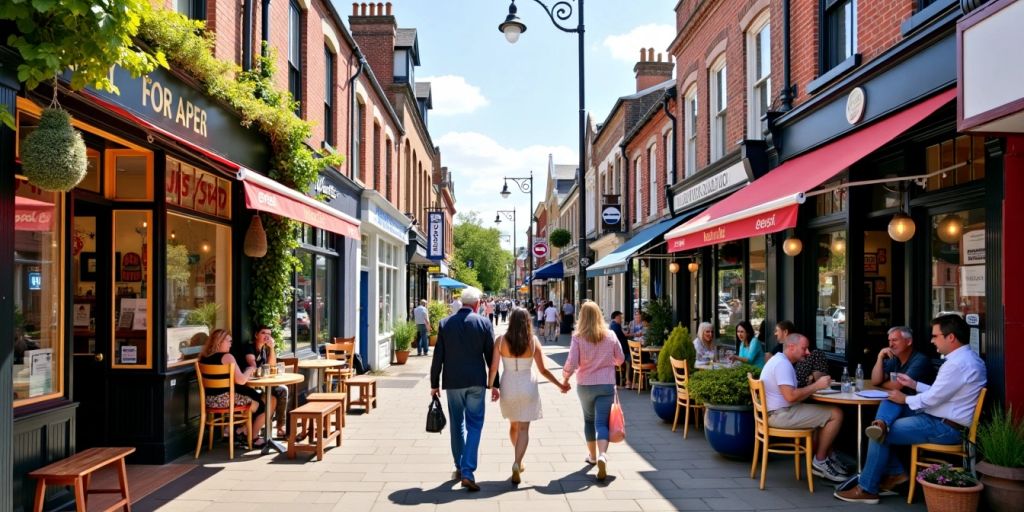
[
  {"left": 71, "top": 200, "right": 112, "bottom": 449},
  {"left": 862, "top": 229, "right": 900, "bottom": 361}
]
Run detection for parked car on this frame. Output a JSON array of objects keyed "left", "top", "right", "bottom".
[
  {"left": 717, "top": 302, "right": 731, "bottom": 326},
  {"left": 296, "top": 308, "right": 310, "bottom": 336}
]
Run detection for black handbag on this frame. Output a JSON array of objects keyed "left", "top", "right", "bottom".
[{"left": 426, "top": 395, "right": 447, "bottom": 433}]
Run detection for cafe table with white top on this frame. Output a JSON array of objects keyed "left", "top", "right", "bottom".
[
  {"left": 297, "top": 358, "right": 346, "bottom": 392},
  {"left": 245, "top": 372, "right": 305, "bottom": 455},
  {"left": 809, "top": 385, "right": 887, "bottom": 472}
]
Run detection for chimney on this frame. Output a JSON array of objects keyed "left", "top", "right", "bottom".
[
  {"left": 350, "top": 2, "right": 397, "bottom": 85},
  {"left": 634, "top": 47, "right": 674, "bottom": 92}
]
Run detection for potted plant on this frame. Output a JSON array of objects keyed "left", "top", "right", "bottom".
[
  {"left": 688, "top": 365, "right": 760, "bottom": 459},
  {"left": 427, "top": 300, "right": 449, "bottom": 346},
  {"left": 916, "top": 463, "right": 984, "bottom": 512},
  {"left": 975, "top": 406, "right": 1024, "bottom": 511},
  {"left": 549, "top": 228, "right": 572, "bottom": 248},
  {"left": 20, "top": 108, "right": 89, "bottom": 192},
  {"left": 391, "top": 321, "right": 417, "bottom": 365},
  {"left": 650, "top": 324, "right": 692, "bottom": 422}
]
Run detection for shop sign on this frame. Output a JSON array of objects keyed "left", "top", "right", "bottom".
[
  {"left": 166, "top": 161, "right": 231, "bottom": 218},
  {"left": 313, "top": 175, "right": 340, "bottom": 200},
  {"left": 369, "top": 206, "right": 408, "bottom": 240},
  {"left": 668, "top": 203, "right": 798, "bottom": 252},
  {"left": 672, "top": 160, "right": 751, "bottom": 212},
  {"left": 962, "top": 230, "right": 985, "bottom": 264},
  {"left": 846, "top": 87, "right": 867, "bottom": 125},
  {"left": 428, "top": 211, "right": 445, "bottom": 260}
]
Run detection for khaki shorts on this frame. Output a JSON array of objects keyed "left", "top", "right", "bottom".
[{"left": 769, "top": 403, "right": 833, "bottom": 429}]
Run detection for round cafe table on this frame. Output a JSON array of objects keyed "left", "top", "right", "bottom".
[
  {"left": 693, "top": 361, "right": 740, "bottom": 371},
  {"left": 297, "top": 358, "right": 345, "bottom": 393},
  {"left": 245, "top": 372, "right": 305, "bottom": 455},
  {"left": 809, "top": 386, "right": 885, "bottom": 473}
]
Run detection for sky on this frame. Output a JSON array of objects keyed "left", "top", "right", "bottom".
[{"left": 348, "top": 0, "right": 678, "bottom": 251}]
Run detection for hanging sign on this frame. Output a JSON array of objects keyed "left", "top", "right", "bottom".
[
  {"left": 602, "top": 204, "right": 622, "bottom": 231},
  {"left": 428, "top": 211, "right": 445, "bottom": 260}
]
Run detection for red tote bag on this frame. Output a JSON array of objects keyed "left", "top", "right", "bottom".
[{"left": 609, "top": 388, "right": 626, "bottom": 443}]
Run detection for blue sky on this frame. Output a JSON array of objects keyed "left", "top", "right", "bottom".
[{"left": 360, "top": 1, "right": 677, "bottom": 250}]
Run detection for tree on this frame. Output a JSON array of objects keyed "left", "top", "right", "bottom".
[{"left": 453, "top": 212, "right": 513, "bottom": 293}]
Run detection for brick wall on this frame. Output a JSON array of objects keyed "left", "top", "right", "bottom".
[{"left": 625, "top": 101, "right": 675, "bottom": 228}]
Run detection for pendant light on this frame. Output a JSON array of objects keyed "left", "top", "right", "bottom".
[
  {"left": 668, "top": 261, "right": 680, "bottom": 274},
  {"left": 937, "top": 214, "right": 964, "bottom": 244},
  {"left": 830, "top": 236, "right": 847, "bottom": 256},
  {"left": 687, "top": 260, "right": 700, "bottom": 273},
  {"left": 243, "top": 214, "right": 268, "bottom": 257},
  {"left": 888, "top": 184, "right": 916, "bottom": 242},
  {"left": 782, "top": 236, "right": 803, "bottom": 256}
]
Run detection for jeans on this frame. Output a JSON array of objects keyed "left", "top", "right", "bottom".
[
  {"left": 577, "top": 384, "right": 615, "bottom": 442},
  {"left": 446, "top": 386, "right": 486, "bottom": 481},
  {"left": 874, "top": 399, "right": 910, "bottom": 428},
  {"left": 859, "top": 403, "right": 961, "bottom": 494},
  {"left": 416, "top": 324, "right": 429, "bottom": 355}
]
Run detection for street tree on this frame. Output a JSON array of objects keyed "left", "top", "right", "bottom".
[{"left": 454, "top": 212, "right": 513, "bottom": 293}]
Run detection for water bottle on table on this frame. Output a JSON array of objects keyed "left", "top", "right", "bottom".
[
  {"left": 855, "top": 364, "right": 864, "bottom": 392},
  {"left": 841, "top": 367, "right": 852, "bottom": 394}
]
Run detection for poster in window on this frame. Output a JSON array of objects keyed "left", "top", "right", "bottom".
[
  {"left": 961, "top": 265, "right": 985, "bottom": 296},
  {"left": 962, "top": 230, "right": 985, "bottom": 264},
  {"left": 79, "top": 252, "right": 97, "bottom": 282},
  {"left": 73, "top": 304, "right": 91, "bottom": 327},
  {"left": 25, "top": 348, "right": 52, "bottom": 397},
  {"left": 863, "top": 253, "right": 878, "bottom": 274}
]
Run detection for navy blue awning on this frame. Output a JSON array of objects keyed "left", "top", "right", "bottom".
[{"left": 532, "top": 261, "right": 564, "bottom": 280}]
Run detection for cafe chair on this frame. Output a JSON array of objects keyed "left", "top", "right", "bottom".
[
  {"left": 325, "top": 338, "right": 355, "bottom": 392},
  {"left": 669, "top": 357, "right": 703, "bottom": 439},
  {"left": 195, "top": 361, "right": 253, "bottom": 460},
  {"left": 907, "top": 387, "right": 987, "bottom": 504},
  {"left": 748, "top": 373, "right": 815, "bottom": 493},
  {"left": 628, "top": 341, "right": 657, "bottom": 394}
]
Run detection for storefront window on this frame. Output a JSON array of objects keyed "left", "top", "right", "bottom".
[
  {"left": 112, "top": 210, "right": 152, "bottom": 368},
  {"left": 815, "top": 231, "right": 848, "bottom": 355},
  {"left": 13, "top": 178, "right": 63, "bottom": 404},
  {"left": 717, "top": 242, "right": 744, "bottom": 339},
  {"left": 315, "top": 255, "right": 333, "bottom": 343},
  {"left": 165, "top": 213, "right": 231, "bottom": 367},
  {"left": 930, "top": 208, "right": 986, "bottom": 353},
  {"left": 108, "top": 149, "right": 153, "bottom": 201},
  {"left": 296, "top": 252, "right": 313, "bottom": 352},
  {"left": 925, "top": 135, "right": 985, "bottom": 192},
  {"left": 748, "top": 237, "right": 767, "bottom": 336},
  {"left": 815, "top": 177, "right": 848, "bottom": 216},
  {"left": 378, "top": 240, "right": 400, "bottom": 335}
]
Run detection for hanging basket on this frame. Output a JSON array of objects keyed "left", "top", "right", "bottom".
[
  {"left": 243, "top": 214, "right": 268, "bottom": 257},
  {"left": 20, "top": 108, "right": 88, "bottom": 192}
]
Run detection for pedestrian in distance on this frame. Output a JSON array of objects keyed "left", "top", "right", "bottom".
[
  {"left": 430, "top": 286, "right": 498, "bottom": 492},
  {"left": 488, "top": 307, "right": 569, "bottom": 484},
  {"left": 413, "top": 299, "right": 430, "bottom": 356},
  {"left": 562, "top": 301, "right": 625, "bottom": 481},
  {"left": 543, "top": 301, "right": 559, "bottom": 343}
]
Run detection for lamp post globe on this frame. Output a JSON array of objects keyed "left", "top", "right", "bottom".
[
  {"left": 494, "top": 214, "right": 502, "bottom": 224},
  {"left": 499, "top": 1, "right": 527, "bottom": 44},
  {"left": 500, "top": 183, "right": 511, "bottom": 199}
]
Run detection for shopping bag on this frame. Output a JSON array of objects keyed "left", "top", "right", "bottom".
[
  {"left": 426, "top": 395, "right": 447, "bottom": 433},
  {"left": 609, "top": 388, "right": 626, "bottom": 443}
]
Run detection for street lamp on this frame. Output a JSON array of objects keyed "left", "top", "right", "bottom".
[
  {"left": 495, "top": 210, "right": 518, "bottom": 268},
  {"left": 499, "top": 0, "right": 589, "bottom": 304},
  {"left": 501, "top": 172, "right": 534, "bottom": 305}
]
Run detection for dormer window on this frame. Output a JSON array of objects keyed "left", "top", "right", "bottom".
[{"left": 394, "top": 49, "right": 414, "bottom": 83}]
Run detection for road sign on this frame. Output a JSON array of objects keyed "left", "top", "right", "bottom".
[
  {"left": 532, "top": 241, "right": 549, "bottom": 258},
  {"left": 602, "top": 206, "right": 622, "bottom": 225}
]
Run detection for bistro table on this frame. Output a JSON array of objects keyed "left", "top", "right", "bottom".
[
  {"left": 809, "top": 386, "right": 886, "bottom": 472},
  {"left": 246, "top": 372, "right": 305, "bottom": 455},
  {"left": 297, "top": 358, "right": 345, "bottom": 393},
  {"left": 693, "top": 360, "right": 741, "bottom": 371}
]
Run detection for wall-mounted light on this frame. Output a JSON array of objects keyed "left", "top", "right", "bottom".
[
  {"left": 668, "top": 261, "right": 680, "bottom": 274},
  {"left": 782, "top": 237, "right": 803, "bottom": 256},
  {"left": 606, "top": 275, "right": 614, "bottom": 287},
  {"left": 937, "top": 214, "right": 964, "bottom": 244},
  {"left": 170, "top": 230, "right": 176, "bottom": 240}
]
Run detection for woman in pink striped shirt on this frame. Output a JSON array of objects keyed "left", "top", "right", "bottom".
[{"left": 562, "top": 301, "right": 625, "bottom": 481}]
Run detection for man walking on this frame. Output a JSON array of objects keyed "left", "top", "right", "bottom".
[
  {"left": 430, "top": 286, "right": 498, "bottom": 491},
  {"left": 413, "top": 299, "right": 430, "bottom": 357}
]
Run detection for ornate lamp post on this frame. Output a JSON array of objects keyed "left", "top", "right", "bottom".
[
  {"left": 499, "top": 0, "right": 589, "bottom": 303},
  {"left": 495, "top": 210, "right": 518, "bottom": 283},
  {"left": 500, "top": 172, "right": 534, "bottom": 305}
]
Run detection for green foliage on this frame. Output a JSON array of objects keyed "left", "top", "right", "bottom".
[
  {"left": 20, "top": 108, "right": 88, "bottom": 191},
  {"left": 688, "top": 365, "right": 760, "bottom": 406},
  {"left": 449, "top": 258, "right": 482, "bottom": 290},
  {"left": 452, "top": 212, "right": 511, "bottom": 292},
  {"left": 917, "top": 463, "right": 978, "bottom": 487},
  {"left": 427, "top": 301, "right": 449, "bottom": 337},
  {"left": 391, "top": 321, "right": 417, "bottom": 351},
  {"left": 644, "top": 297, "right": 673, "bottom": 346},
  {"left": 549, "top": 228, "right": 571, "bottom": 248},
  {"left": 655, "top": 324, "right": 692, "bottom": 383},
  {"left": 165, "top": 244, "right": 190, "bottom": 285},
  {"left": 978, "top": 406, "right": 1024, "bottom": 468},
  {"left": 186, "top": 303, "right": 219, "bottom": 331}
]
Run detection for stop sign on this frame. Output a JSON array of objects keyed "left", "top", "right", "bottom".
[{"left": 532, "top": 241, "right": 548, "bottom": 258}]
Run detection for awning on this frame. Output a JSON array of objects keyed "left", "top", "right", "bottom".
[
  {"left": 665, "top": 88, "right": 956, "bottom": 252},
  {"left": 437, "top": 277, "right": 468, "bottom": 289},
  {"left": 586, "top": 209, "right": 704, "bottom": 277},
  {"left": 15, "top": 196, "right": 55, "bottom": 231},
  {"left": 237, "top": 169, "right": 360, "bottom": 239},
  {"left": 533, "top": 261, "right": 564, "bottom": 280}
]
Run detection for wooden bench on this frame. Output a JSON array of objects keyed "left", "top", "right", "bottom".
[
  {"left": 288, "top": 401, "right": 342, "bottom": 461},
  {"left": 344, "top": 375, "right": 378, "bottom": 413},
  {"left": 307, "top": 392, "right": 347, "bottom": 428},
  {"left": 29, "top": 447, "right": 136, "bottom": 512}
]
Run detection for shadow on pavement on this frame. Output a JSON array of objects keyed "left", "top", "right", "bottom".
[{"left": 389, "top": 465, "right": 606, "bottom": 505}]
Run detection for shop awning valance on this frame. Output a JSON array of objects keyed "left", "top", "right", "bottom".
[
  {"left": 15, "top": 196, "right": 56, "bottom": 231},
  {"left": 437, "top": 277, "right": 468, "bottom": 289},
  {"left": 532, "top": 261, "right": 564, "bottom": 280},
  {"left": 665, "top": 88, "right": 956, "bottom": 252},
  {"left": 586, "top": 208, "right": 704, "bottom": 277},
  {"left": 237, "top": 169, "right": 360, "bottom": 239}
]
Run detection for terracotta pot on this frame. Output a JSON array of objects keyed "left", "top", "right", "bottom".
[
  {"left": 918, "top": 478, "right": 983, "bottom": 512},
  {"left": 429, "top": 335, "right": 437, "bottom": 347},
  {"left": 976, "top": 461, "right": 1024, "bottom": 512},
  {"left": 395, "top": 350, "right": 409, "bottom": 365}
]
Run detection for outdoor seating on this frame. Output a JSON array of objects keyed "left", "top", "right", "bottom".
[
  {"left": 748, "top": 373, "right": 815, "bottom": 493},
  {"left": 669, "top": 357, "right": 703, "bottom": 438},
  {"left": 344, "top": 375, "right": 378, "bottom": 413},
  {"left": 907, "top": 387, "right": 987, "bottom": 503},
  {"left": 194, "top": 361, "right": 253, "bottom": 459},
  {"left": 288, "top": 401, "right": 343, "bottom": 461},
  {"left": 29, "top": 447, "right": 135, "bottom": 512},
  {"left": 325, "top": 338, "right": 355, "bottom": 392},
  {"left": 307, "top": 392, "right": 347, "bottom": 429},
  {"left": 628, "top": 341, "right": 657, "bottom": 394}
]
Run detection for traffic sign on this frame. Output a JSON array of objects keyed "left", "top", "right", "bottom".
[
  {"left": 602, "top": 206, "right": 622, "bottom": 225},
  {"left": 532, "top": 241, "right": 549, "bottom": 258}
]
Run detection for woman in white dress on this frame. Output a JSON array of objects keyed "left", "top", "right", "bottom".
[{"left": 489, "top": 307, "right": 569, "bottom": 484}]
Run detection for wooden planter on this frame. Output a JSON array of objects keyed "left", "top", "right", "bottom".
[{"left": 918, "top": 479, "right": 983, "bottom": 512}]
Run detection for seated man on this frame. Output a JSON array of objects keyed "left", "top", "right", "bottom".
[
  {"left": 233, "top": 325, "right": 288, "bottom": 438},
  {"left": 835, "top": 314, "right": 987, "bottom": 504},
  {"left": 865, "top": 325, "right": 935, "bottom": 443},
  {"left": 761, "top": 333, "right": 848, "bottom": 482}
]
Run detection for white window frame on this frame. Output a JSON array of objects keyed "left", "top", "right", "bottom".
[
  {"left": 747, "top": 12, "right": 771, "bottom": 140},
  {"left": 710, "top": 56, "right": 728, "bottom": 161},
  {"left": 377, "top": 239, "right": 399, "bottom": 336},
  {"left": 685, "top": 86, "right": 698, "bottom": 177},
  {"left": 634, "top": 156, "right": 642, "bottom": 225},
  {"left": 663, "top": 127, "right": 675, "bottom": 187},
  {"left": 648, "top": 143, "right": 657, "bottom": 218}
]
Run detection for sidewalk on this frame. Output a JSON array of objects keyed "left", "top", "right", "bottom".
[{"left": 133, "top": 323, "right": 925, "bottom": 511}]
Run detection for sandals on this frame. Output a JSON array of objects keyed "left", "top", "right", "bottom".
[{"left": 252, "top": 437, "right": 267, "bottom": 449}]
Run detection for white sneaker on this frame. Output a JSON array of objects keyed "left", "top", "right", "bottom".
[
  {"left": 596, "top": 454, "right": 608, "bottom": 481},
  {"left": 812, "top": 458, "right": 847, "bottom": 483},
  {"left": 829, "top": 454, "right": 852, "bottom": 475}
]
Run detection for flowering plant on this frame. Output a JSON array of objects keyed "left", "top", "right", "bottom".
[{"left": 916, "top": 463, "right": 978, "bottom": 487}]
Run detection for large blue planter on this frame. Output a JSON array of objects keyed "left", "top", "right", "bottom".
[
  {"left": 650, "top": 381, "right": 676, "bottom": 422},
  {"left": 703, "top": 404, "right": 755, "bottom": 459}
]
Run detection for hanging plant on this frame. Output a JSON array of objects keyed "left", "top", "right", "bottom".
[
  {"left": 20, "top": 107, "right": 89, "bottom": 192},
  {"left": 549, "top": 228, "right": 572, "bottom": 248}
]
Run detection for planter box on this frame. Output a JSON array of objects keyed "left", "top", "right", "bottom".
[{"left": 649, "top": 381, "right": 676, "bottom": 422}]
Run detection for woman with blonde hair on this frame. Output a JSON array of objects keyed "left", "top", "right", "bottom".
[
  {"left": 199, "top": 329, "right": 267, "bottom": 448},
  {"left": 562, "top": 301, "right": 624, "bottom": 481},
  {"left": 693, "top": 321, "right": 716, "bottom": 362}
]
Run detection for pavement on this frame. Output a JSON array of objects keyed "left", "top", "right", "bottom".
[{"left": 135, "top": 321, "right": 926, "bottom": 511}]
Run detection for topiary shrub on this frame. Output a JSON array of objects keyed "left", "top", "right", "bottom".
[
  {"left": 549, "top": 228, "right": 572, "bottom": 248},
  {"left": 656, "top": 324, "right": 693, "bottom": 383},
  {"left": 21, "top": 108, "right": 88, "bottom": 191},
  {"left": 688, "top": 365, "right": 761, "bottom": 406}
]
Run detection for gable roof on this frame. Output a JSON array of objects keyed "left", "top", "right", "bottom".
[{"left": 396, "top": 28, "right": 420, "bottom": 64}]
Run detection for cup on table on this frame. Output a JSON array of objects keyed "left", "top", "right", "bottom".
[{"left": 890, "top": 372, "right": 900, "bottom": 383}]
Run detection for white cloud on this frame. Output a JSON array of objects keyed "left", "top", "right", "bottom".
[
  {"left": 420, "top": 75, "right": 489, "bottom": 116},
  {"left": 602, "top": 24, "right": 676, "bottom": 63}
]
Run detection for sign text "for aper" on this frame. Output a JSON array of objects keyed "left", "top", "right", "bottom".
[{"left": 141, "top": 76, "right": 208, "bottom": 137}]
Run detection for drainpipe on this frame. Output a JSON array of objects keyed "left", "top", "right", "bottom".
[
  {"left": 780, "top": 0, "right": 794, "bottom": 111},
  {"left": 243, "top": 0, "right": 253, "bottom": 71},
  {"left": 662, "top": 91, "right": 678, "bottom": 217},
  {"left": 347, "top": 50, "right": 367, "bottom": 179},
  {"left": 261, "top": 0, "right": 271, "bottom": 59},
  {"left": 620, "top": 142, "right": 630, "bottom": 233}
]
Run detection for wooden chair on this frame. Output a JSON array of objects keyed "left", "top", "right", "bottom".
[
  {"left": 628, "top": 341, "right": 657, "bottom": 394},
  {"left": 325, "top": 338, "right": 355, "bottom": 392},
  {"left": 669, "top": 357, "right": 703, "bottom": 439},
  {"left": 748, "top": 373, "right": 815, "bottom": 493},
  {"left": 195, "top": 361, "right": 253, "bottom": 459},
  {"left": 907, "top": 387, "right": 987, "bottom": 504}
]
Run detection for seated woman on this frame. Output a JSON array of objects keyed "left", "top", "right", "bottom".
[
  {"left": 730, "top": 320, "right": 764, "bottom": 368},
  {"left": 693, "top": 322, "right": 716, "bottom": 362},
  {"left": 198, "top": 329, "right": 267, "bottom": 448}
]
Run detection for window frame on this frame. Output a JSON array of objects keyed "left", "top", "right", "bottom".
[
  {"left": 633, "top": 155, "right": 642, "bottom": 225},
  {"left": 324, "top": 46, "right": 335, "bottom": 147},
  {"left": 821, "top": 0, "right": 857, "bottom": 73},
  {"left": 663, "top": 127, "right": 675, "bottom": 187},
  {"left": 685, "top": 86, "right": 698, "bottom": 177},
  {"left": 709, "top": 56, "right": 728, "bottom": 161},
  {"left": 288, "top": 0, "right": 303, "bottom": 115},
  {"left": 746, "top": 12, "right": 771, "bottom": 140},
  {"left": 648, "top": 143, "right": 658, "bottom": 218}
]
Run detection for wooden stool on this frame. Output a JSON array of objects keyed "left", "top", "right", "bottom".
[
  {"left": 344, "top": 376, "right": 378, "bottom": 413},
  {"left": 288, "top": 401, "right": 342, "bottom": 461},
  {"left": 306, "top": 392, "right": 347, "bottom": 428},
  {"left": 29, "top": 447, "right": 135, "bottom": 512}
]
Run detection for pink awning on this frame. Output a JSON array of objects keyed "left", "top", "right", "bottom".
[
  {"left": 237, "top": 169, "right": 360, "bottom": 239},
  {"left": 15, "top": 196, "right": 55, "bottom": 231}
]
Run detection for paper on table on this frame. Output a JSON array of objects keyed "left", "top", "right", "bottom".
[{"left": 856, "top": 390, "right": 889, "bottom": 399}]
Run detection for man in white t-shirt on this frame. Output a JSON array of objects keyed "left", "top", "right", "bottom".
[
  {"left": 450, "top": 297, "right": 463, "bottom": 315},
  {"left": 760, "top": 333, "right": 847, "bottom": 482},
  {"left": 543, "top": 302, "right": 559, "bottom": 343}
]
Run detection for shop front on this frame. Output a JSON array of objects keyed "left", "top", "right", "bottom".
[{"left": 360, "top": 190, "right": 411, "bottom": 370}]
